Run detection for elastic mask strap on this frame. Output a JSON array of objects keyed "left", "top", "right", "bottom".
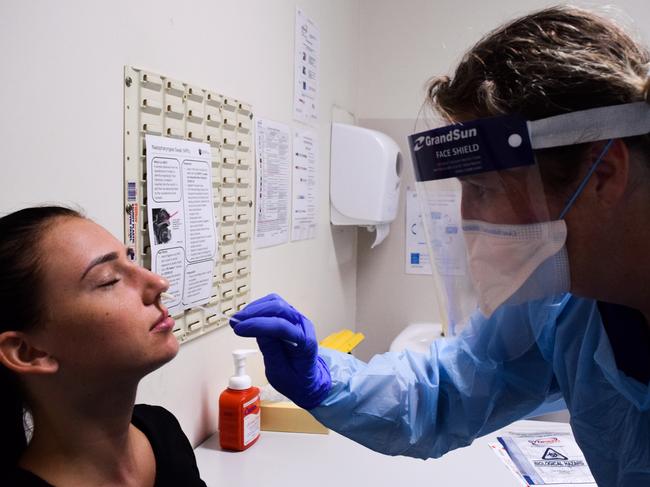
[{"left": 558, "top": 139, "right": 615, "bottom": 220}]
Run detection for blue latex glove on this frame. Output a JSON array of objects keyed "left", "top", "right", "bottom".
[{"left": 231, "top": 293, "right": 331, "bottom": 410}]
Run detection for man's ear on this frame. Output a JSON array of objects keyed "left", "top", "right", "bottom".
[
  {"left": 0, "top": 331, "right": 59, "bottom": 375},
  {"left": 590, "top": 139, "right": 630, "bottom": 209}
]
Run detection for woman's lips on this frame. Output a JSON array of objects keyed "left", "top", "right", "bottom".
[{"left": 151, "top": 313, "right": 175, "bottom": 333}]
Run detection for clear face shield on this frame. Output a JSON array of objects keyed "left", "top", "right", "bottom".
[{"left": 408, "top": 102, "right": 650, "bottom": 335}]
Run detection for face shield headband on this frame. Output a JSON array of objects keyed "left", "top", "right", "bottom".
[
  {"left": 407, "top": 102, "right": 650, "bottom": 330},
  {"left": 409, "top": 101, "right": 650, "bottom": 185}
]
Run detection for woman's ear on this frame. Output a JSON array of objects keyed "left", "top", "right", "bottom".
[
  {"left": 0, "top": 331, "right": 58, "bottom": 375},
  {"left": 590, "top": 139, "right": 630, "bottom": 208}
]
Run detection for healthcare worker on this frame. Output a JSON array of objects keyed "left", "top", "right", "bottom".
[{"left": 232, "top": 6, "right": 650, "bottom": 486}]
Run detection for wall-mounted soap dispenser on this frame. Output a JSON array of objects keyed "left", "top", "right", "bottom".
[{"left": 330, "top": 123, "right": 402, "bottom": 246}]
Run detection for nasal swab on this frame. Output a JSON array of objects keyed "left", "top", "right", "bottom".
[{"left": 160, "top": 292, "right": 297, "bottom": 346}]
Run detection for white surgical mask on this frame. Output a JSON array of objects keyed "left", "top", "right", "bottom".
[{"left": 462, "top": 219, "right": 570, "bottom": 317}]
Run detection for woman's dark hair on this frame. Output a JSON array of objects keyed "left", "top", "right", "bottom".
[
  {"left": 0, "top": 205, "right": 83, "bottom": 468},
  {"left": 427, "top": 6, "right": 650, "bottom": 191}
]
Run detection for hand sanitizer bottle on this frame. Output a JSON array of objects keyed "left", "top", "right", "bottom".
[{"left": 218, "top": 349, "right": 261, "bottom": 451}]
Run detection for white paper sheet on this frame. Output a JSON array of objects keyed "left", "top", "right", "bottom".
[
  {"left": 293, "top": 7, "right": 320, "bottom": 126},
  {"left": 145, "top": 135, "right": 217, "bottom": 316},
  {"left": 291, "top": 128, "right": 318, "bottom": 241},
  {"left": 254, "top": 118, "right": 291, "bottom": 248},
  {"left": 405, "top": 189, "right": 432, "bottom": 274}
]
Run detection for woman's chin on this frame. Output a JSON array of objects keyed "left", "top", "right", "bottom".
[
  {"left": 143, "top": 335, "right": 180, "bottom": 375},
  {"left": 160, "top": 334, "right": 181, "bottom": 363}
]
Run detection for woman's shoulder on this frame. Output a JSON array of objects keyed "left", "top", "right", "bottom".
[
  {"left": 132, "top": 403, "right": 196, "bottom": 453},
  {"left": 132, "top": 404, "right": 186, "bottom": 442},
  {"left": 133, "top": 403, "right": 179, "bottom": 424},
  {"left": 6, "top": 468, "right": 54, "bottom": 487},
  {"left": 133, "top": 404, "right": 207, "bottom": 487}
]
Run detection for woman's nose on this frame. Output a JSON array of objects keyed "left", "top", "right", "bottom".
[{"left": 142, "top": 269, "right": 169, "bottom": 304}]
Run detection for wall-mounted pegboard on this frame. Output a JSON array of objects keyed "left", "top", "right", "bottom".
[{"left": 123, "top": 66, "right": 253, "bottom": 344}]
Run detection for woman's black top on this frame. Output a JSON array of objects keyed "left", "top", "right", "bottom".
[{"left": 7, "top": 404, "right": 207, "bottom": 487}]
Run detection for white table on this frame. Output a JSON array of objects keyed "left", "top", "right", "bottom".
[{"left": 195, "top": 420, "right": 573, "bottom": 486}]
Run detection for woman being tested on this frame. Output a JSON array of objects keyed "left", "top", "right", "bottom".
[
  {"left": 232, "top": 6, "right": 650, "bottom": 485},
  {"left": 0, "top": 207, "right": 206, "bottom": 486}
]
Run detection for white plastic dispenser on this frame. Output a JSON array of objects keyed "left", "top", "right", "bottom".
[
  {"left": 229, "top": 349, "right": 257, "bottom": 390},
  {"left": 330, "top": 123, "right": 402, "bottom": 247}
]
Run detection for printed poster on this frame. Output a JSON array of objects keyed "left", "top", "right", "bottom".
[
  {"left": 254, "top": 118, "right": 291, "bottom": 248},
  {"left": 291, "top": 128, "right": 318, "bottom": 241},
  {"left": 293, "top": 7, "right": 320, "bottom": 126},
  {"left": 406, "top": 189, "right": 432, "bottom": 274},
  {"left": 145, "top": 135, "right": 217, "bottom": 316}
]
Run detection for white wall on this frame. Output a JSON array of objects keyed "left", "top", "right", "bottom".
[
  {"left": 354, "top": 0, "right": 650, "bottom": 360},
  {"left": 5, "top": 0, "right": 650, "bottom": 447},
  {"left": 0, "top": 0, "right": 360, "bottom": 446}
]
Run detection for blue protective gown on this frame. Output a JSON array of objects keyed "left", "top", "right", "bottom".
[{"left": 310, "top": 295, "right": 650, "bottom": 486}]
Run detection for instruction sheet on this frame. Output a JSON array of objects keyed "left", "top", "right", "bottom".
[
  {"left": 491, "top": 431, "right": 596, "bottom": 486},
  {"left": 407, "top": 189, "right": 466, "bottom": 276},
  {"left": 291, "top": 128, "right": 318, "bottom": 241},
  {"left": 405, "top": 189, "right": 432, "bottom": 274},
  {"left": 254, "top": 118, "right": 291, "bottom": 248},
  {"left": 293, "top": 7, "right": 320, "bottom": 126},
  {"left": 145, "top": 135, "right": 217, "bottom": 316},
  {"left": 425, "top": 189, "right": 465, "bottom": 277}
]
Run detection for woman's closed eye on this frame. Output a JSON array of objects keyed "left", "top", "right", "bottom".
[{"left": 97, "top": 277, "right": 121, "bottom": 289}]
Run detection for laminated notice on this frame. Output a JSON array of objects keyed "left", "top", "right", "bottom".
[{"left": 145, "top": 135, "right": 217, "bottom": 316}]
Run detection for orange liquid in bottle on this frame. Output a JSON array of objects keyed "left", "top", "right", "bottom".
[{"left": 218, "top": 386, "right": 261, "bottom": 451}]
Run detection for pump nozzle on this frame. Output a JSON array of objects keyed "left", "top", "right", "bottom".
[{"left": 229, "top": 349, "right": 257, "bottom": 390}]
